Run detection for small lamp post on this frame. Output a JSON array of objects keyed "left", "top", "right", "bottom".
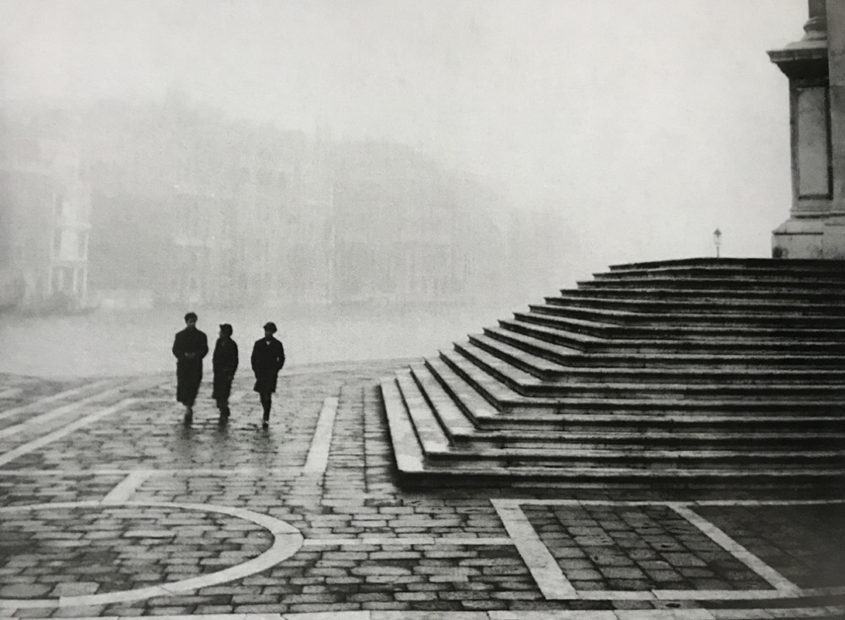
[{"left": 713, "top": 228, "right": 722, "bottom": 258}]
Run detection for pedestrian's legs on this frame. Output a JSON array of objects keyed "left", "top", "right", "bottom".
[
  {"left": 216, "top": 399, "right": 229, "bottom": 423},
  {"left": 260, "top": 393, "right": 271, "bottom": 426},
  {"left": 182, "top": 367, "right": 201, "bottom": 424}
]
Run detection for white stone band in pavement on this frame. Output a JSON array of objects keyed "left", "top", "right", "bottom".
[
  {"left": 692, "top": 498, "right": 845, "bottom": 506},
  {"left": 491, "top": 499, "right": 577, "bottom": 599},
  {"left": 0, "top": 378, "right": 114, "bottom": 422},
  {"left": 0, "top": 466, "right": 304, "bottom": 477},
  {"left": 303, "top": 536, "right": 513, "bottom": 546},
  {"left": 509, "top": 498, "right": 845, "bottom": 507},
  {"left": 670, "top": 504, "right": 801, "bottom": 596},
  {"left": 0, "top": 500, "right": 303, "bottom": 609},
  {"left": 0, "top": 398, "right": 139, "bottom": 468},
  {"left": 101, "top": 470, "right": 153, "bottom": 504},
  {"left": 303, "top": 395, "right": 340, "bottom": 474},
  {"left": 0, "top": 381, "right": 135, "bottom": 440}
]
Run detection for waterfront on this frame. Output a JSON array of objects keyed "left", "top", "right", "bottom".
[{"left": 0, "top": 304, "right": 512, "bottom": 378}]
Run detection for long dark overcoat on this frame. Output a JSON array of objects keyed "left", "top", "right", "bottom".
[
  {"left": 172, "top": 327, "right": 208, "bottom": 405},
  {"left": 212, "top": 337, "right": 239, "bottom": 401},
  {"left": 251, "top": 336, "right": 285, "bottom": 394}
]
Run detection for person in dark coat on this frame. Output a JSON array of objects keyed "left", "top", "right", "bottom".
[
  {"left": 251, "top": 321, "right": 285, "bottom": 428},
  {"left": 212, "top": 323, "right": 238, "bottom": 424},
  {"left": 172, "top": 311, "right": 208, "bottom": 423}
]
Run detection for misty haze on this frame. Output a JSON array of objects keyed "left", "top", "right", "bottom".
[{"left": 0, "top": 0, "right": 805, "bottom": 377}]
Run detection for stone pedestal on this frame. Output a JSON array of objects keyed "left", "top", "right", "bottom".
[{"left": 770, "top": 0, "right": 845, "bottom": 258}]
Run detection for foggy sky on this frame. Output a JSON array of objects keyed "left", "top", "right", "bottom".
[{"left": 0, "top": 0, "right": 807, "bottom": 282}]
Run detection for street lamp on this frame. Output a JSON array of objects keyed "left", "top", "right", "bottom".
[{"left": 713, "top": 228, "right": 722, "bottom": 258}]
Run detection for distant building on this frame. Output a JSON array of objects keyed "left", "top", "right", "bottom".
[
  {"left": 84, "top": 100, "right": 183, "bottom": 308},
  {"left": 330, "top": 141, "right": 508, "bottom": 307},
  {"left": 0, "top": 123, "right": 92, "bottom": 312},
  {"left": 82, "top": 99, "right": 333, "bottom": 309},
  {"left": 3, "top": 99, "right": 568, "bottom": 312}
]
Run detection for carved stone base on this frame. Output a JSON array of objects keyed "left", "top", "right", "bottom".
[
  {"left": 772, "top": 215, "right": 845, "bottom": 258},
  {"left": 771, "top": 217, "right": 825, "bottom": 258},
  {"left": 822, "top": 215, "right": 845, "bottom": 258}
]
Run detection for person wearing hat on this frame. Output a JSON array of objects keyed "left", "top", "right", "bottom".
[
  {"left": 172, "top": 311, "right": 208, "bottom": 423},
  {"left": 250, "top": 321, "right": 286, "bottom": 427},
  {"left": 212, "top": 323, "right": 238, "bottom": 424}
]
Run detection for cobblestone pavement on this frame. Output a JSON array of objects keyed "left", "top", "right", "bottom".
[{"left": 1, "top": 362, "right": 844, "bottom": 619}]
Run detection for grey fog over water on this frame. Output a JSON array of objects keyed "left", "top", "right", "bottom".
[
  {"left": 0, "top": 305, "right": 513, "bottom": 378},
  {"left": 0, "top": 1, "right": 808, "bottom": 378}
]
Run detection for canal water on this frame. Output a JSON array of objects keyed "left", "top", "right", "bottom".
[{"left": 0, "top": 304, "right": 512, "bottom": 378}]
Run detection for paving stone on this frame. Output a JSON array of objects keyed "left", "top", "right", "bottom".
[
  {"left": 696, "top": 503, "right": 845, "bottom": 589},
  {"left": 0, "top": 582, "right": 52, "bottom": 597}
]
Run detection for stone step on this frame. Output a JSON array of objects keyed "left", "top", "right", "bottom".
[
  {"left": 594, "top": 268, "right": 845, "bottom": 283},
  {"left": 579, "top": 276, "right": 845, "bottom": 292},
  {"left": 425, "top": 355, "right": 550, "bottom": 420},
  {"left": 405, "top": 362, "right": 845, "bottom": 448},
  {"left": 384, "top": 369, "right": 845, "bottom": 484},
  {"left": 408, "top": 362, "right": 476, "bottom": 440},
  {"left": 439, "top": 348, "right": 845, "bottom": 415},
  {"left": 454, "top": 340, "right": 845, "bottom": 399},
  {"left": 395, "top": 463, "right": 845, "bottom": 488},
  {"left": 423, "top": 445, "right": 845, "bottom": 468},
  {"left": 449, "top": 427, "right": 845, "bottom": 451},
  {"left": 483, "top": 325, "right": 587, "bottom": 361},
  {"left": 383, "top": 258, "right": 845, "bottom": 487},
  {"left": 422, "top": 357, "right": 845, "bottom": 431},
  {"left": 498, "top": 317, "right": 603, "bottom": 351},
  {"left": 530, "top": 302, "right": 845, "bottom": 328},
  {"left": 468, "top": 332, "right": 570, "bottom": 380},
  {"left": 436, "top": 348, "right": 560, "bottom": 414},
  {"left": 486, "top": 410, "right": 845, "bottom": 432},
  {"left": 549, "top": 293, "right": 845, "bottom": 315},
  {"left": 380, "top": 377, "right": 425, "bottom": 475},
  {"left": 394, "top": 371, "right": 450, "bottom": 454},
  {"left": 608, "top": 257, "right": 845, "bottom": 273},
  {"left": 498, "top": 317, "right": 845, "bottom": 354},
  {"left": 513, "top": 310, "right": 845, "bottom": 341},
  {"left": 469, "top": 332, "right": 845, "bottom": 384},
  {"left": 563, "top": 285, "right": 845, "bottom": 303},
  {"left": 483, "top": 325, "right": 845, "bottom": 368}
]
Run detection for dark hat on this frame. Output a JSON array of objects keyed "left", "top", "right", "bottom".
[
  {"left": 219, "top": 323, "right": 233, "bottom": 336},
  {"left": 263, "top": 321, "right": 277, "bottom": 333}
]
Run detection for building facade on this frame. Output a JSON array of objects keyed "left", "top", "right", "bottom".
[
  {"left": 770, "top": 0, "right": 845, "bottom": 258},
  {"left": 3, "top": 99, "right": 567, "bottom": 313},
  {"left": 0, "top": 123, "right": 92, "bottom": 312}
]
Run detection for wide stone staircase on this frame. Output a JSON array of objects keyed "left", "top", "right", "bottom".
[{"left": 380, "top": 258, "right": 845, "bottom": 487}]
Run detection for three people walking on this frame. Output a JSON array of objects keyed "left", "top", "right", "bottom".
[{"left": 173, "top": 314, "right": 284, "bottom": 428}]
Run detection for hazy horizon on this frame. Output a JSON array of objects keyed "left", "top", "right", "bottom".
[{"left": 1, "top": 0, "right": 807, "bottom": 279}]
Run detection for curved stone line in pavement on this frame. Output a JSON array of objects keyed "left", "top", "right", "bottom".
[
  {"left": 0, "top": 379, "right": 114, "bottom": 423},
  {"left": 0, "top": 500, "right": 303, "bottom": 609}
]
